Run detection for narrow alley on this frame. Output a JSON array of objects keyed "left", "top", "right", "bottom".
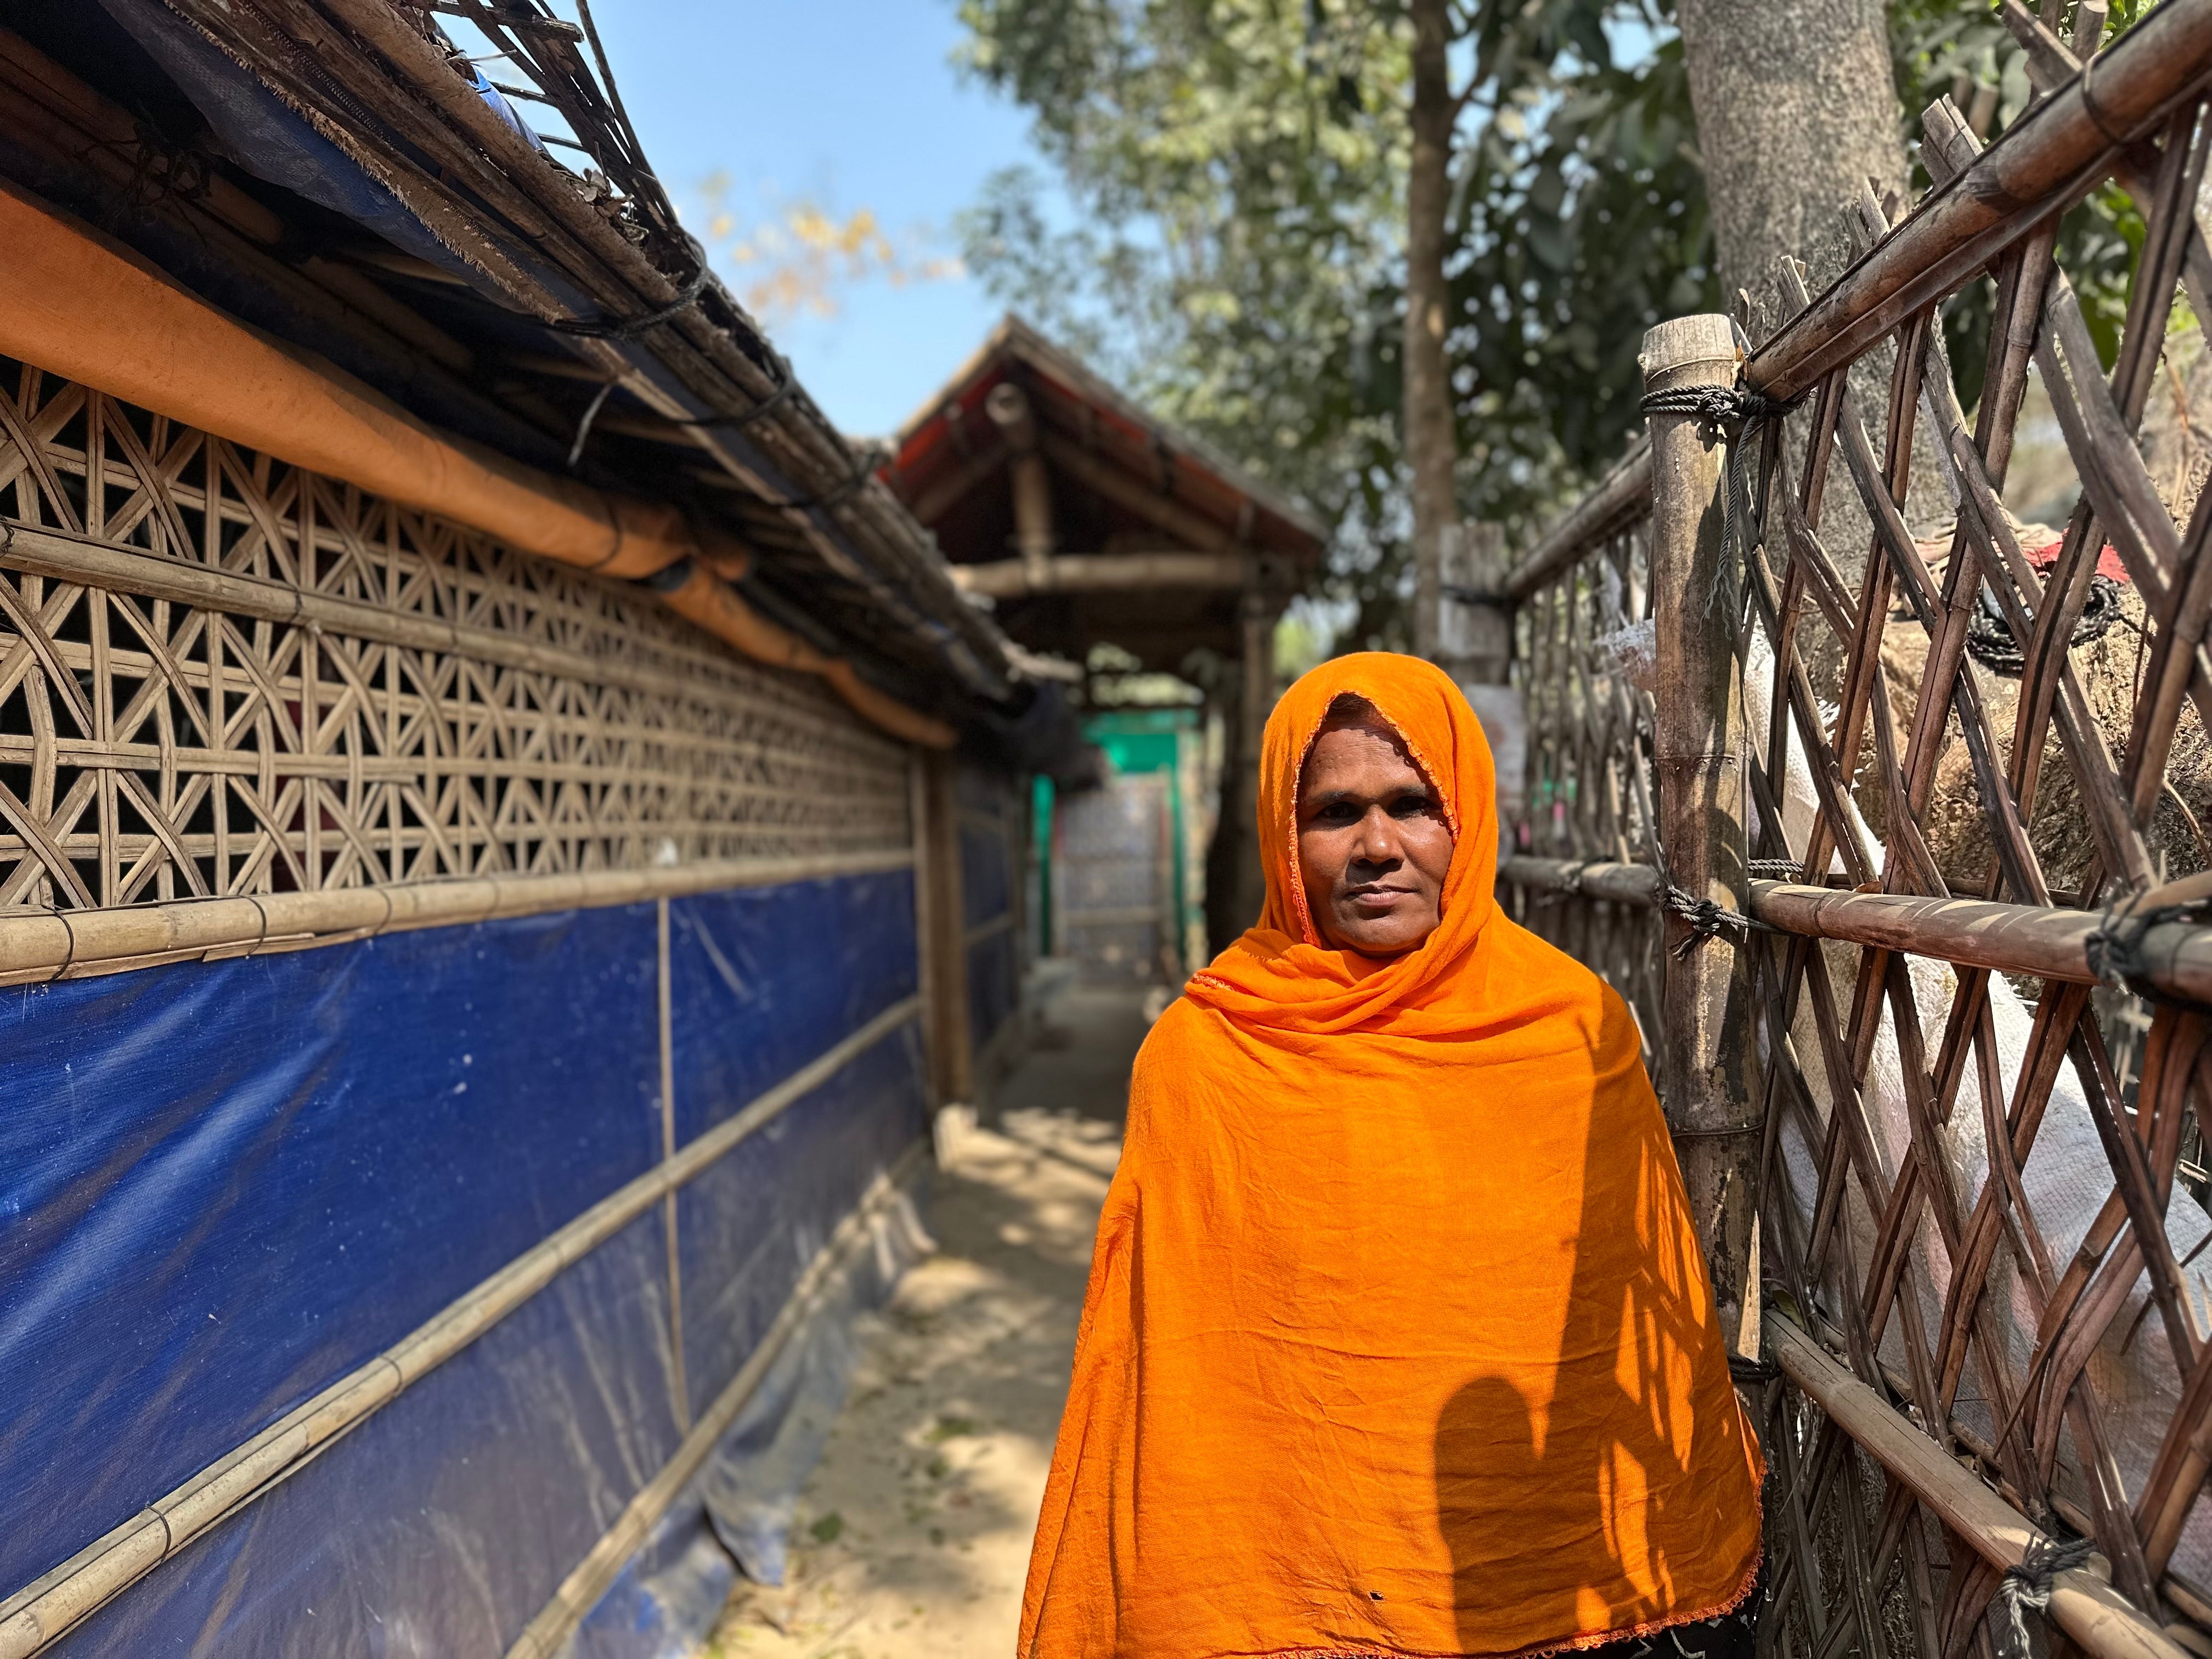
[{"left": 703, "top": 988, "right": 1148, "bottom": 1658}]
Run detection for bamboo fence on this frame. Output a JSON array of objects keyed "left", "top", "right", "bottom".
[{"left": 1492, "top": 6, "right": 2212, "bottom": 1656}]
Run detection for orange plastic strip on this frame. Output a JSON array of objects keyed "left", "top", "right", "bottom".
[
  {"left": 656, "top": 565, "right": 955, "bottom": 747},
  {"left": 0, "top": 180, "right": 690, "bottom": 577}
]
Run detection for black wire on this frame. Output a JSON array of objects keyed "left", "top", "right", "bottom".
[
  {"left": 2086, "top": 890, "right": 2212, "bottom": 1000},
  {"left": 774, "top": 450, "right": 883, "bottom": 515},
  {"left": 565, "top": 380, "right": 617, "bottom": 470},
  {"left": 1964, "top": 574, "right": 2126, "bottom": 675},
  {"left": 544, "top": 235, "right": 713, "bottom": 339},
  {"left": 680, "top": 354, "right": 802, "bottom": 437}
]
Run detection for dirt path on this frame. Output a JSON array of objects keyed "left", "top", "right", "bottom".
[{"left": 704, "top": 986, "right": 1145, "bottom": 1659}]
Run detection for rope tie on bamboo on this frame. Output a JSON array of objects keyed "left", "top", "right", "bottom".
[
  {"left": 2086, "top": 889, "right": 2212, "bottom": 998},
  {"left": 544, "top": 236, "right": 713, "bottom": 340},
  {"left": 1993, "top": 1535, "right": 2094, "bottom": 1659},
  {"left": 1724, "top": 1352, "right": 1780, "bottom": 1384},
  {"left": 776, "top": 444, "right": 888, "bottom": 515},
  {"left": 1638, "top": 380, "right": 1802, "bottom": 618},
  {"left": 1748, "top": 857, "right": 1811, "bottom": 881},
  {"left": 1662, "top": 882, "right": 1782, "bottom": 960},
  {"left": 681, "top": 349, "right": 802, "bottom": 437}
]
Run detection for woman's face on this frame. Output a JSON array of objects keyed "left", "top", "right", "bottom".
[{"left": 1295, "top": 718, "right": 1454, "bottom": 956}]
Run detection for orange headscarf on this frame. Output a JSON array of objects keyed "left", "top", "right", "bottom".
[{"left": 1019, "top": 653, "right": 1762, "bottom": 1659}]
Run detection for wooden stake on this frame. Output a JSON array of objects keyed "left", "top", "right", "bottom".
[
  {"left": 985, "top": 382, "right": 1056, "bottom": 589},
  {"left": 919, "top": 751, "right": 975, "bottom": 1106},
  {"left": 1640, "top": 313, "right": 1762, "bottom": 1361}
]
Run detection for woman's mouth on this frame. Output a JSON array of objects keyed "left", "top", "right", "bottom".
[{"left": 1346, "top": 885, "right": 1414, "bottom": 911}]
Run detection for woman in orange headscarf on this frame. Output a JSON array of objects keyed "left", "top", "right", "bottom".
[{"left": 1020, "top": 653, "right": 1762, "bottom": 1659}]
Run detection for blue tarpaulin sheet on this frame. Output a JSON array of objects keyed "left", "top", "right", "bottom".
[{"left": 0, "top": 870, "right": 928, "bottom": 1657}]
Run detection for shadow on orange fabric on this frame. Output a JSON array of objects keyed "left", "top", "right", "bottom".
[
  {"left": 1439, "top": 989, "right": 1760, "bottom": 1655},
  {"left": 1019, "top": 653, "right": 1762, "bottom": 1659}
]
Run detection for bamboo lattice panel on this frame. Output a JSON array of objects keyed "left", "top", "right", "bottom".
[
  {"left": 1737, "top": 92, "right": 2212, "bottom": 1659},
  {"left": 1510, "top": 514, "right": 1667, "bottom": 1059},
  {"left": 1503, "top": 74, "right": 2212, "bottom": 1659},
  {"left": 0, "top": 358, "right": 910, "bottom": 911}
]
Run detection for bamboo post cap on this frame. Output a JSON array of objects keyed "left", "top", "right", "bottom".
[{"left": 1638, "top": 313, "right": 1741, "bottom": 388}]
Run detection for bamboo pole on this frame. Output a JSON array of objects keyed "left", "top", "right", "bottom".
[
  {"left": 0, "top": 849, "right": 914, "bottom": 985},
  {"left": 1502, "top": 441, "right": 1654, "bottom": 601},
  {"left": 1774, "top": 1318, "right": 2191, "bottom": 1659},
  {"left": 985, "top": 382, "right": 1056, "bottom": 589},
  {"left": 948, "top": 551, "right": 1248, "bottom": 596},
  {"left": 1499, "top": 857, "right": 2212, "bottom": 1003},
  {"left": 0, "top": 180, "right": 696, "bottom": 580},
  {"left": 909, "top": 754, "right": 942, "bottom": 1114},
  {"left": 1034, "top": 431, "right": 1239, "bottom": 554},
  {"left": 1641, "top": 314, "right": 1761, "bottom": 1361},
  {"left": 1745, "top": 0, "right": 2212, "bottom": 402},
  {"left": 0, "top": 1003, "right": 925, "bottom": 1659},
  {"left": 1502, "top": 856, "right": 1665, "bottom": 908},
  {"left": 921, "top": 752, "right": 976, "bottom": 1105},
  {"left": 504, "top": 1146, "right": 929, "bottom": 1659}
]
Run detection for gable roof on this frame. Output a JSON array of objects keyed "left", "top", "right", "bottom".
[{"left": 889, "top": 315, "right": 1327, "bottom": 566}]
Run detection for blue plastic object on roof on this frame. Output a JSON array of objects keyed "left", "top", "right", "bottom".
[{"left": 464, "top": 60, "right": 549, "bottom": 155}]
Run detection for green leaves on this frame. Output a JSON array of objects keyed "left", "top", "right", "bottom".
[
  {"left": 1892, "top": 0, "right": 2151, "bottom": 408},
  {"left": 955, "top": 0, "right": 1413, "bottom": 645},
  {"left": 1438, "top": 13, "right": 1714, "bottom": 526},
  {"left": 955, "top": 0, "right": 1711, "bottom": 653}
]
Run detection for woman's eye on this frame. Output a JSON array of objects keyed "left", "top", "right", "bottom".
[{"left": 1390, "top": 795, "right": 1434, "bottom": 818}]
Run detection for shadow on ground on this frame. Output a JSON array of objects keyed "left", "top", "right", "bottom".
[{"left": 704, "top": 986, "right": 1148, "bottom": 1658}]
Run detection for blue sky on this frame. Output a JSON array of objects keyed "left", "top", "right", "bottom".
[{"left": 580, "top": 2, "right": 1046, "bottom": 439}]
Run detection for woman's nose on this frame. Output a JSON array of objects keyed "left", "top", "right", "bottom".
[{"left": 1351, "top": 808, "right": 1402, "bottom": 861}]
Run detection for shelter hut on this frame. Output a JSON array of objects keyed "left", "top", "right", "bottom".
[
  {"left": 0, "top": 7, "right": 1056, "bottom": 1656},
  {"left": 886, "top": 317, "right": 1327, "bottom": 957}
]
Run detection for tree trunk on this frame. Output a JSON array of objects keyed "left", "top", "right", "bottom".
[
  {"left": 1674, "top": 0, "right": 1951, "bottom": 610},
  {"left": 1406, "top": 0, "right": 1457, "bottom": 661},
  {"left": 1674, "top": 0, "right": 1906, "bottom": 315}
]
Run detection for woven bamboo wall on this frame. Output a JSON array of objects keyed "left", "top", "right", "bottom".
[{"left": 0, "top": 357, "right": 910, "bottom": 913}]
